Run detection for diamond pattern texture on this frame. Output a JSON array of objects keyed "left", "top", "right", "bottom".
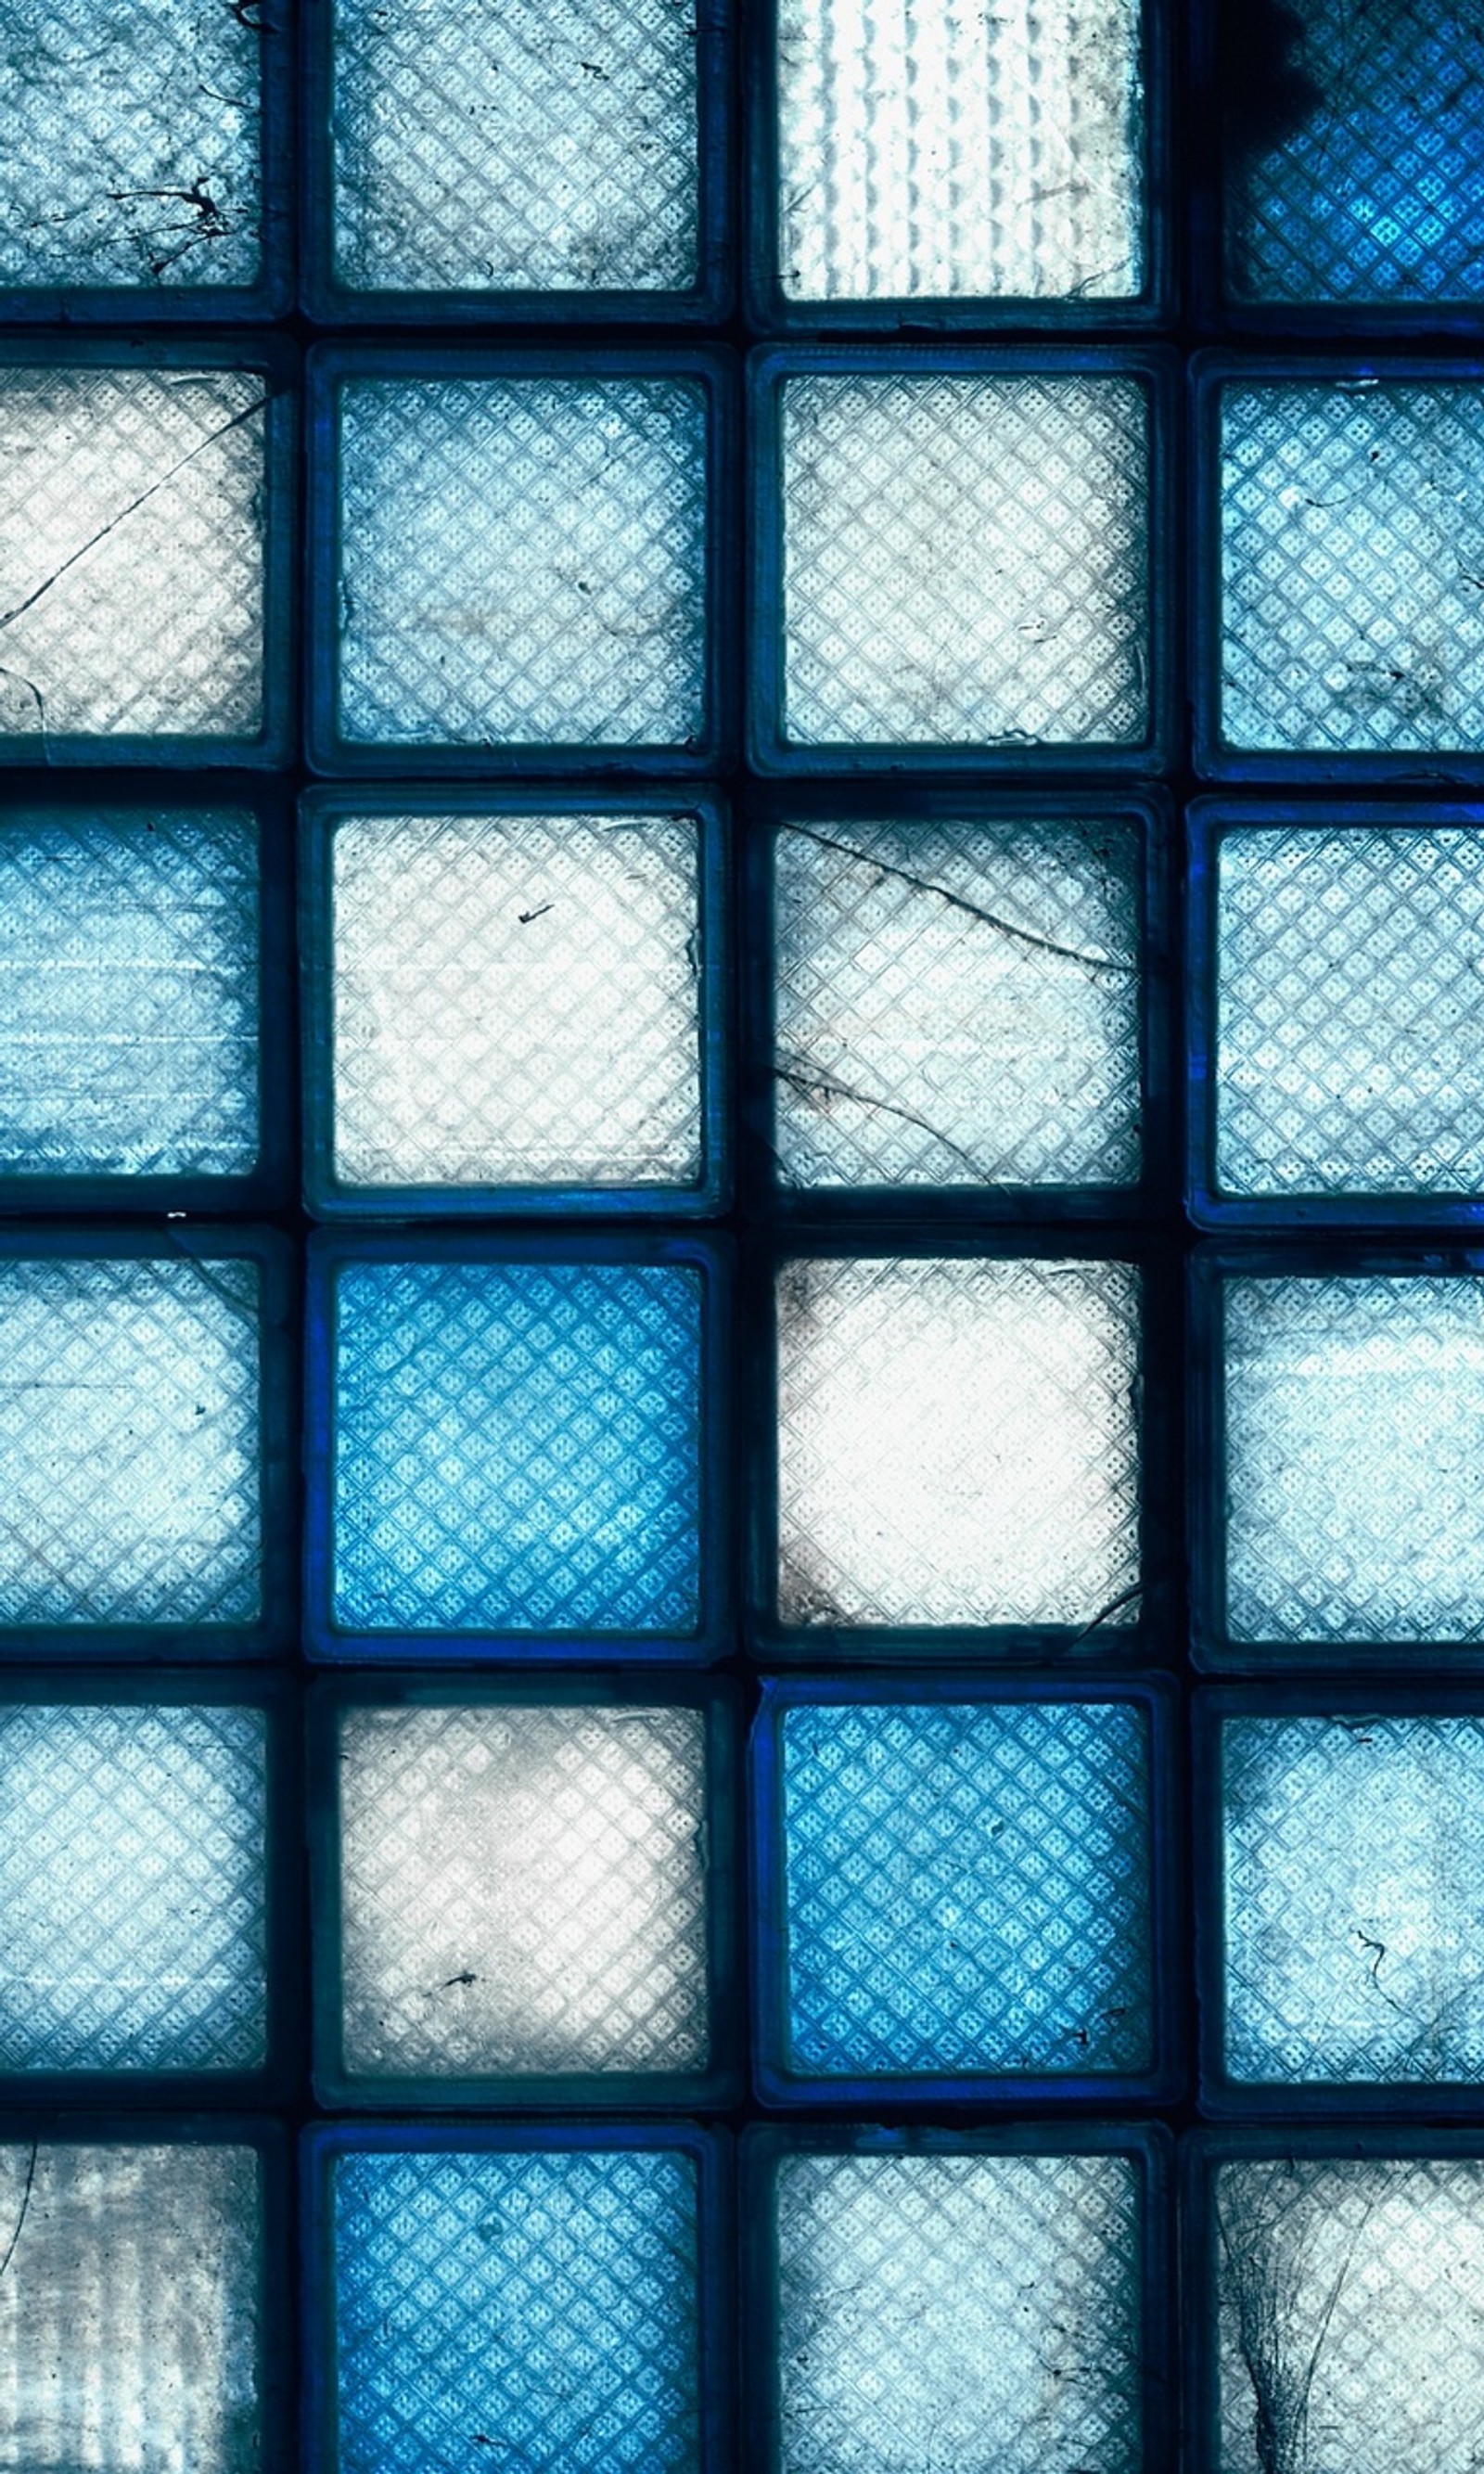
[
  {"left": 1215, "top": 826, "right": 1484, "bottom": 1199},
  {"left": 780, "top": 371, "right": 1148, "bottom": 749},
  {"left": 0, "top": 808, "right": 259, "bottom": 1182},
  {"left": 775, "top": 1256, "right": 1141, "bottom": 1630},
  {"left": 0, "top": 1253, "right": 262, "bottom": 1630},
  {"left": 1216, "top": 2157, "right": 1484, "bottom": 2474},
  {"left": 336, "top": 377, "right": 707, "bottom": 749},
  {"left": 1223, "top": 1274, "right": 1484, "bottom": 1646},
  {"left": 777, "top": 0, "right": 1144, "bottom": 302},
  {"left": 1220, "top": 382, "right": 1484, "bottom": 757},
  {"left": 780, "top": 1700, "right": 1151, "bottom": 2079},
  {"left": 338, "top": 1702, "right": 708, "bottom": 2081},
  {"left": 331, "top": 1258, "right": 702, "bottom": 1636},
  {"left": 0, "top": 0, "right": 262, "bottom": 291},
  {"left": 773, "top": 817, "right": 1141, "bottom": 1188},
  {"left": 330, "top": 812, "right": 703, "bottom": 1192},
  {"left": 332, "top": 0, "right": 698, "bottom": 293},
  {"left": 775, "top": 2149, "right": 1142, "bottom": 2474},
  {"left": 332, "top": 2146, "right": 699, "bottom": 2473}
]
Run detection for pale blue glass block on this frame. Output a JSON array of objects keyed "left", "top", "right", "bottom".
[
  {"left": 335, "top": 378, "right": 708, "bottom": 750},
  {"left": 0, "top": 810, "right": 259, "bottom": 1181},
  {"left": 331, "top": 2147, "right": 700, "bottom": 2473},
  {"left": 780, "top": 1701, "right": 1151, "bottom": 2079},
  {"left": 331, "top": 1260, "right": 702, "bottom": 1635}
]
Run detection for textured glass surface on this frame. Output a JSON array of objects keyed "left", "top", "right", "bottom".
[
  {"left": 1215, "top": 826, "right": 1484, "bottom": 1199},
  {"left": 1219, "top": 382, "right": 1484, "bottom": 758},
  {"left": 1223, "top": 1274, "right": 1484, "bottom": 1646},
  {"left": 779, "top": 372, "right": 1148, "bottom": 750},
  {"left": 0, "top": 809, "right": 259, "bottom": 1181},
  {"left": 0, "top": 0, "right": 262, "bottom": 291},
  {"left": 777, "top": 0, "right": 1144, "bottom": 302},
  {"left": 331, "top": 1258, "right": 702, "bottom": 1635},
  {"left": 1224, "top": 0, "right": 1484, "bottom": 306},
  {"left": 338, "top": 1702, "right": 708, "bottom": 2080},
  {"left": 332, "top": 2146, "right": 700, "bottom": 2473},
  {"left": 330, "top": 812, "right": 703, "bottom": 1192},
  {"left": 775, "top": 2150, "right": 1142, "bottom": 2474},
  {"left": 1216, "top": 2156, "right": 1484, "bottom": 2474},
  {"left": 335, "top": 378, "right": 707, "bottom": 750},
  {"left": 773, "top": 817, "right": 1141, "bottom": 1188},
  {"left": 0, "top": 1254, "right": 261, "bottom": 1630},
  {"left": 331, "top": 0, "right": 698, "bottom": 294},
  {"left": 0, "top": 2141, "right": 262, "bottom": 2472},
  {"left": 1222, "top": 1714, "right": 1484, "bottom": 2086},
  {"left": 779, "top": 1700, "right": 1151, "bottom": 2078},
  {"left": 0, "top": 368, "right": 267, "bottom": 745},
  {"left": 775, "top": 1256, "right": 1140, "bottom": 1630}
]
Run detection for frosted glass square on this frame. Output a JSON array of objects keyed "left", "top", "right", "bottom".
[
  {"left": 337, "top": 1702, "right": 708, "bottom": 2082},
  {"left": 0, "top": 1254, "right": 262, "bottom": 1631},
  {"left": 0, "top": 2141, "right": 262, "bottom": 2472},
  {"left": 1223, "top": 1275, "right": 1484, "bottom": 1646},
  {"left": 773, "top": 817, "right": 1141, "bottom": 1188},
  {"left": 1219, "top": 382, "right": 1484, "bottom": 757},
  {"left": 775, "top": 1256, "right": 1140, "bottom": 1630},
  {"left": 334, "top": 377, "right": 707, "bottom": 750},
  {"left": 0, "top": 367, "right": 267, "bottom": 745},
  {"left": 331, "top": 2145, "right": 700, "bottom": 2473},
  {"left": 0, "top": 0, "right": 262, "bottom": 292},
  {"left": 1215, "top": 2156, "right": 1484, "bottom": 2474},
  {"left": 331, "top": 0, "right": 698, "bottom": 294},
  {"left": 0, "top": 809, "right": 259, "bottom": 1182},
  {"left": 1215, "top": 826, "right": 1484, "bottom": 1199},
  {"left": 331, "top": 1258, "right": 702, "bottom": 1636},
  {"left": 779, "top": 372, "right": 1148, "bottom": 750},
  {"left": 777, "top": 0, "right": 1145, "bottom": 303},
  {"left": 330, "top": 812, "right": 702, "bottom": 1192},
  {"left": 779, "top": 1700, "right": 1151, "bottom": 2079},
  {"left": 774, "top": 2150, "right": 1143, "bottom": 2474}
]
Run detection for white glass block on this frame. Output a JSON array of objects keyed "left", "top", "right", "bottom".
[
  {"left": 0, "top": 1254, "right": 262, "bottom": 1630},
  {"left": 0, "top": 2141, "right": 262, "bottom": 2472},
  {"left": 335, "top": 377, "right": 707, "bottom": 750},
  {"left": 330, "top": 812, "right": 702, "bottom": 1191},
  {"left": 775, "top": 2150, "right": 1143, "bottom": 2474},
  {"left": 1216, "top": 2156, "right": 1484, "bottom": 2474},
  {"left": 775, "top": 1256, "right": 1140, "bottom": 1629},
  {"left": 773, "top": 817, "right": 1141, "bottom": 1188},
  {"left": 1220, "top": 383, "right": 1484, "bottom": 758},
  {"left": 1223, "top": 1275, "right": 1484, "bottom": 1646},
  {"left": 331, "top": 0, "right": 699, "bottom": 294},
  {"left": 780, "top": 372, "right": 1148, "bottom": 750},
  {"left": 777, "top": 0, "right": 1145, "bottom": 303},
  {"left": 337, "top": 1702, "right": 709, "bottom": 2082},
  {"left": 0, "top": 809, "right": 259, "bottom": 1181}
]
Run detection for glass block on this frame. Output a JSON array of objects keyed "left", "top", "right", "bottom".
[
  {"left": 0, "top": 2140, "right": 262, "bottom": 2471},
  {"left": 0, "top": 1252, "right": 262, "bottom": 1633},
  {"left": 0, "top": 808, "right": 259, "bottom": 1184},
  {"left": 0, "top": 365, "right": 268, "bottom": 748},
  {"left": 332, "top": 375, "right": 708, "bottom": 750},
  {"left": 329, "top": 1257, "right": 703, "bottom": 1639},
  {"left": 335, "top": 1701, "right": 708, "bottom": 2086},
  {"left": 772, "top": 816, "right": 1142, "bottom": 1189},
  {"left": 329, "top": 2144, "right": 701, "bottom": 2472},
  {"left": 330, "top": 0, "right": 699, "bottom": 296},
  {"left": 774, "top": 1256, "right": 1140, "bottom": 1632},
  {"left": 776, "top": 0, "right": 1145, "bottom": 305},
  {"left": 774, "top": 2148, "right": 1143, "bottom": 2473},
  {"left": 778, "top": 370, "right": 1148, "bottom": 751},
  {"left": 775, "top": 1699, "right": 1152, "bottom": 2083},
  {"left": 1219, "top": 380, "right": 1484, "bottom": 759},
  {"left": 1222, "top": 1274, "right": 1484, "bottom": 1647}
]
